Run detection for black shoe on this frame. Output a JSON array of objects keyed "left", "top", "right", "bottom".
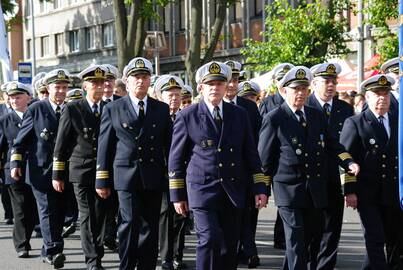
[
  {"left": 247, "top": 255, "right": 260, "bottom": 268},
  {"left": 5, "top": 218, "right": 13, "bottom": 225},
  {"left": 17, "top": 250, "right": 29, "bottom": 258},
  {"left": 42, "top": 255, "right": 54, "bottom": 265},
  {"left": 62, "top": 223, "right": 76, "bottom": 238},
  {"left": 173, "top": 259, "right": 187, "bottom": 269},
  {"left": 104, "top": 236, "right": 118, "bottom": 252},
  {"left": 161, "top": 261, "right": 175, "bottom": 270},
  {"left": 52, "top": 253, "right": 65, "bottom": 269},
  {"left": 273, "top": 241, "right": 286, "bottom": 250}
]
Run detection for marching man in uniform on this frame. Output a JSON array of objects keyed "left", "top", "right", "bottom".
[{"left": 168, "top": 61, "right": 268, "bottom": 270}]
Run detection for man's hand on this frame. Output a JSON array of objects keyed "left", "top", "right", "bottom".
[
  {"left": 255, "top": 194, "right": 268, "bottom": 209},
  {"left": 174, "top": 201, "right": 189, "bottom": 217},
  {"left": 348, "top": 163, "right": 360, "bottom": 176},
  {"left": 11, "top": 168, "right": 22, "bottom": 181},
  {"left": 96, "top": 188, "right": 111, "bottom": 199},
  {"left": 52, "top": 180, "right": 65, "bottom": 193},
  {"left": 345, "top": 193, "right": 358, "bottom": 209}
]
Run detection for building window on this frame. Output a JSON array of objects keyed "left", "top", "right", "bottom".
[
  {"left": 85, "top": 27, "right": 96, "bottom": 50},
  {"left": 39, "top": 1, "right": 51, "bottom": 13},
  {"left": 54, "top": 0, "right": 64, "bottom": 9},
  {"left": 255, "top": 0, "right": 263, "bottom": 16},
  {"left": 179, "top": 0, "right": 186, "bottom": 30},
  {"left": 26, "top": 39, "right": 31, "bottom": 59},
  {"left": 69, "top": 30, "right": 79, "bottom": 52},
  {"left": 102, "top": 23, "right": 115, "bottom": 47},
  {"left": 41, "top": 36, "right": 49, "bottom": 57},
  {"left": 55, "top": 33, "right": 64, "bottom": 55}
]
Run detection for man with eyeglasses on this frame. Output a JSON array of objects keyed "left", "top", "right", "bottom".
[{"left": 306, "top": 63, "right": 354, "bottom": 270}]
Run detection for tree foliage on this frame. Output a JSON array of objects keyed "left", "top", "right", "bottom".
[
  {"left": 241, "top": 0, "right": 349, "bottom": 72},
  {"left": 364, "top": 0, "right": 398, "bottom": 62}
]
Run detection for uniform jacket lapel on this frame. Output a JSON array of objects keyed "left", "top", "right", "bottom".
[
  {"left": 364, "top": 109, "right": 388, "bottom": 145},
  {"left": 220, "top": 101, "right": 233, "bottom": 145}
]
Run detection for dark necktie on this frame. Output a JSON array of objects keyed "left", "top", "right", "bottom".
[
  {"left": 92, "top": 103, "right": 100, "bottom": 118},
  {"left": 55, "top": 105, "right": 61, "bottom": 120},
  {"left": 378, "top": 115, "right": 389, "bottom": 141},
  {"left": 230, "top": 101, "right": 235, "bottom": 105},
  {"left": 296, "top": 109, "right": 307, "bottom": 138},
  {"left": 213, "top": 106, "right": 222, "bottom": 135},
  {"left": 323, "top": 103, "right": 331, "bottom": 121},
  {"left": 171, "top": 113, "right": 176, "bottom": 122},
  {"left": 138, "top": 100, "right": 145, "bottom": 123},
  {"left": 105, "top": 98, "right": 112, "bottom": 103}
]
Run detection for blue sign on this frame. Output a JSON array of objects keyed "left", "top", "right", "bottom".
[{"left": 18, "top": 62, "right": 32, "bottom": 84}]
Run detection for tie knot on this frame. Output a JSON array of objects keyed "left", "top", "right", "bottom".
[
  {"left": 105, "top": 98, "right": 111, "bottom": 103},
  {"left": 56, "top": 106, "right": 61, "bottom": 113},
  {"left": 295, "top": 109, "right": 303, "bottom": 117},
  {"left": 92, "top": 103, "right": 98, "bottom": 110},
  {"left": 230, "top": 101, "right": 235, "bottom": 105},
  {"left": 138, "top": 100, "right": 144, "bottom": 107}
]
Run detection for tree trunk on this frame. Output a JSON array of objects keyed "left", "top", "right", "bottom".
[
  {"left": 113, "top": 0, "right": 141, "bottom": 73},
  {"left": 202, "top": 0, "right": 227, "bottom": 64},
  {"left": 134, "top": 16, "right": 146, "bottom": 57},
  {"left": 185, "top": 0, "right": 203, "bottom": 91}
]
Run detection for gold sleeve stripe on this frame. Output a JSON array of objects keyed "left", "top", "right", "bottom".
[
  {"left": 341, "top": 173, "right": 356, "bottom": 185},
  {"left": 253, "top": 173, "right": 270, "bottom": 185},
  {"left": 169, "top": 179, "right": 185, "bottom": 189},
  {"left": 52, "top": 161, "right": 65, "bottom": 171},
  {"left": 11, "top": 154, "right": 22, "bottom": 161},
  {"left": 96, "top": 171, "right": 109, "bottom": 179},
  {"left": 338, "top": 152, "right": 352, "bottom": 161}
]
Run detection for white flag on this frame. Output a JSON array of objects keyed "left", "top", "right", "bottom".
[{"left": 0, "top": 5, "right": 12, "bottom": 82}]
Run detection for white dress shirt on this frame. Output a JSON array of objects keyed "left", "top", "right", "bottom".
[
  {"left": 204, "top": 97, "right": 223, "bottom": 120},
  {"left": 129, "top": 93, "right": 148, "bottom": 116}
]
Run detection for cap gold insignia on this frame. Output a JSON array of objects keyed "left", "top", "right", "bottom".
[
  {"left": 135, "top": 59, "right": 145, "bottom": 68},
  {"left": 244, "top": 83, "right": 251, "bottom": 90},
  {"left": 74, "top": 90, "right": 81, "bottom": 96},
  {"left": 283, "top": 65, "right": 291, "bottom": 73},
  {"left": 168, "top": 78, "right": 178, "bottom": 87},
  {"left": 10, "top": 82, "right": 18, "bottom": 90},
  {"left": 296, "top": 69, "right": 306, "bottom": 79},
  {"left": 57, "top": 70, "right": 66, "bottom": 79},
  {"left": 94, "top": 68, "right": 103, "bottom": 78},
  {"left": 326, "top": 64, "right": 336, "bottom": 74},
  {"left": 209, "top": 62, "right": 221, "bottom": 74},
  {"left": 378, "top": 76, "right": 388, "bottom": 85},
  {"left": 227, "top": 61, "right": 235, "bottom": 69}
]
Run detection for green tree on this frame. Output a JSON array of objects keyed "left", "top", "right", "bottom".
[
  {"left": 185, "top": 0, "right": 234, "bottom": 89},
  {"left": 113, "top": 0, "right": 170, "bottom": 73},
  {"left": 241, "top": 0, "right": 349, "bottom": 72},
  {"left": 364, "top": 0, "right": 398, "bottom": 63}
]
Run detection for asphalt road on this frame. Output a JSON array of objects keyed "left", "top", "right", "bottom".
[{"left": 0, "top": 200, "right": 365, "bottom": 269}]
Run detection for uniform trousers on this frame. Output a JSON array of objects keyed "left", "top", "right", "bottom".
[
  {"left": 358, "top": 203, "right": 402, "bottom": 270},
  {"left": 1, "top": 181, "right": 13, "bottom": 220},
  {"left": 117, "top": 188, "right": 162, "bottom": 270},
  {"left": 279, "top": 205, "right": 323, "bottom": 270},
  {"left": 8, "top": 182, "right": 37, "bottom": 252},
  {"left": 159, "top": 191, "right": 188, "bottom": 263},
  {"left": 73, "top": 183, "right": 108, "bottom": 267},
  {"left": 192, "top": 195, "right": 242, "bottom": 270},
  {"left": 31, "top": 187, "right": 65, "bottom": 257}
]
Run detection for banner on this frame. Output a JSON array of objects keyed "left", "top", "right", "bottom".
[
  {"left": 0, "top": 5, "right": 12, "bottom": 82},
  {"left": 399, "top": 0, "right": 403, "bottom": 209}
]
